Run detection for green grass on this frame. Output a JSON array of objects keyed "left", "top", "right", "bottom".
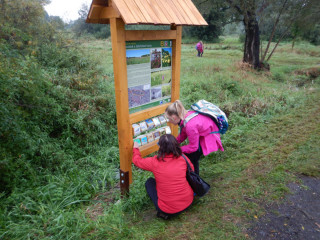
[
  {"left": 1, "top": 38, "right": 319, "bottom": 239},
  {"left": 151, "top": 70, "right": 171, "bottom": 86}
]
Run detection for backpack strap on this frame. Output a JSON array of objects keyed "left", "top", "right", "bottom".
[{"left": 183, "top": 112, "right": 198, "bottom": 127}]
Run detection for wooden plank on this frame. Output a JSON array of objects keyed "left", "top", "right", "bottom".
[
  {"left": 150, "top": 0, "right": 174, "bottom": 25},
  {"left": 177, "top": 0, "right": 200, "bottom": 25},
  {"left": 170, "top": 25, "right": 182, "bottom": 137},
  {"left": 147, "top": 0, "right": 171, "bottom": 24},
  {"left": 184, "top": 0, "right": 208, "bottom": 25},
  {"left": 112, "top": 0, "right": 138, "bottom": 24},
  {"left": 133, "top": 0, "right": 153, "bottom": 24},
  {"left": 165, "top": 0, "right": 187, "bottom": 25},
  {"left": 129, "top": 103, "right": 170, "bottom": 124},
  {"left": 139, "top": 140, "right": 159, "bottom": 157},
  {"left": 88, "top": 4, "right": 103, "bottom": 20},
  {"left": 161, "top": 0, "right": 181, "bottom": 25},
  {"left": 110, "top": 18, "right": 133, "bottom": 184},
  {"left": 99, "top": 6, "right": 121, "bottom": 19},
  {"left": 124, "top": 0, "right": 147, "bottom": 23},
  {"left": 141, "top": 0, "right": 162, "bottom": 24},
  {"left": 125, "top": 30, "right": 177, "bottom": 41},
  {"left": 172, "top": 0, "right": 193, "bottom": 25}
]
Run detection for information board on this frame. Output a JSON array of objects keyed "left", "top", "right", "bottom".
[{"left": 126, "top": 40, "right": 172, "bottom": 113}]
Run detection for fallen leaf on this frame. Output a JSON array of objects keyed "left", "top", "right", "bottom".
[
  {"left": 254, "top": 215, "right": 258, "bottom": 219},
  {"left": 302, "top": 226, "right": 304, "bottom": 230}
]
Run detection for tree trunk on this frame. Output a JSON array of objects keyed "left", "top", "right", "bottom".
[{"left": 243, "top": 16, "right": 260, "bottom": 69}]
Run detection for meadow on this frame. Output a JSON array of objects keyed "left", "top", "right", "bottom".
[
  {"left": 126, "top": 55, "right": 150, "bottom": 65},
  {"left": 151, "top": 69, "right": 172, "bottom": 86},
  {"left": 0, "top": 36, "right": 319, "bottom": 239}
]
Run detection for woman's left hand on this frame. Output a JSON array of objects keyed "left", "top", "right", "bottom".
[{"left": 133, "top": 141, "right": 140, "bottom": 148}]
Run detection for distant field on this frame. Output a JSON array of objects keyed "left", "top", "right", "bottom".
[{"left": 127, "top": 55, "right": 150, "bottom": 65}]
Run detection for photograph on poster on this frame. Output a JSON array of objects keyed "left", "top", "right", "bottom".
[
  {"left": 162, "top": 48, "right": 172, "bottom": 68},
  {"left": 151, "top": 87, "right": 162, "bottom": 100},
  {"left": 128, "top": 84, "right": 151, "bottom": 108},
  {"left": 151, "top": 70, "right": 171, "bottom": 86},
  {"left": 162, "top": 85, "right": 171, "bottom": 98},
  {"left": 126, "top": 49, "right": 150, "bottom": 65},
  {"left": 151, "top": 48, "right": 161, "bottom": 69}
]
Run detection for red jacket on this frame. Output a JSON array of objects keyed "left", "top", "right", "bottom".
[{"left": 132, "top": 148, "right": 194, "bottom": 214}]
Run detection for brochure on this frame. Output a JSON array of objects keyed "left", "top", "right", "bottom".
[
  {"left": 145, "top": 118, "right": 155, "bottom": 130},
  {"left": 132, "top": 124, "right": 141, "bottom": 137},
  {"left": 139, "top": 121, "right": 148, "bottom": 132}
]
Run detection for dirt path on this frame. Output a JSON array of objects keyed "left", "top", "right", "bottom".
[{"left": 248, "top": 176, "right": 320, "bottom": 239}]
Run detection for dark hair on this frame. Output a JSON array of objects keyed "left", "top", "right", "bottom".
[{"left": 157, "top": 134, "right": 182, "bottom": 161}]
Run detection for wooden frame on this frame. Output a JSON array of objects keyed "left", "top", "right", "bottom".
[{"left": 110, "top": 16, "right": 182, "bottom": 195}]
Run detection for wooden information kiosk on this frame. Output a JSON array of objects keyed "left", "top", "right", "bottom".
[{"left": 86, "top": 0, "right": 207, "bottom": 195}]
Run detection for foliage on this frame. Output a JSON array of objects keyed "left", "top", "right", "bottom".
[
  {"left": 302, "top": 24, "right": 320, "bottom": 45},
  {"left": 161, "top": 49, "right": 172, "bottom": 67},
  {"left": 184, "top": 8, "right": 225, "bottom": 42},
  {"left": 70, "top": 3, "right": 111, "bottom": 39},
  {"left": 0, "top": 2, "right": 120, "bottom": 238}
]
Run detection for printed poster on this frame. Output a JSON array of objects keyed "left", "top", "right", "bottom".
[{"left": 126, "top": 40, "right": 172, "bottom": 114}]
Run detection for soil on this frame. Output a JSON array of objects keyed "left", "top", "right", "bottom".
[{"left": 247, "top": 176, "right": 320, "bottom": 240}]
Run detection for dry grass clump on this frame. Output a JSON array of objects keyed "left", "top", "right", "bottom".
[{"left": 294, "top": 67, "right": 320, "bottom": 79}]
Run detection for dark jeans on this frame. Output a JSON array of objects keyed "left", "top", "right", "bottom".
[
  {"left": 197, "top": 50, "right": 203, "bottom": 57},
  {"left": 185, "top": 147, "right": 203, "bottom": 175},
  {"left": 145, "top": 178, "right": 191, "bottom": 219}
]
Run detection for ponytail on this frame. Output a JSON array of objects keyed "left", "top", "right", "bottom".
[{"left": 165, "top": 100, "right": 187, "bottom": 120}]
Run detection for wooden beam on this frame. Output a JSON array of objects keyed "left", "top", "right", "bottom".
[
  {"left": 88, "top": 4, "right": 103, "bottom": 20},
  {"left": 100, "top": 6, "right": 121, "bottom": 19},
  {"left": 125, "top": 30, "right": 177, "bottom": 41},
  {"left": 129, "top": 103, "right": 170, "bottom": 124},
  {"left": 170, "top": 25, "right": 182, "bottom": 137},
  {"left": 88, "top": 5, "right": 121, "bottom": 20},
  {"left": 139, "top": 140, "right": 159, "bottom": 157},
  {"left": 110, "top": 18, "right": 133, "bottom": 187}
]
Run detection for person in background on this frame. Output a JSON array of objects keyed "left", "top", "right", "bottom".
[
  {"left": 165, "top": 100, "right": 224, "bottom": 175},
  {"left": 196, "top": 41, "right": 204, "bottom": 57},
  {"left": 132, "top": 134, "right": 194, "bottom": 220}
]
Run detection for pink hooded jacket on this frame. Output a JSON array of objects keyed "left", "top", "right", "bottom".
[
  {"left": 196, "top": 42, "right": 203, "bottom": 52},
  {"left": 176, "top": 111, "right": 224, "bottom": 155}
]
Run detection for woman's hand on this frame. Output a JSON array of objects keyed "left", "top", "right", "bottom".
[{"left": 133, "top": 141, "right": 140, "bottom": 148}]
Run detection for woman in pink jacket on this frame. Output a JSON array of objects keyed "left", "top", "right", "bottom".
[
  {"left": 196, "top": 41, "right": 204, "bottom": 57},
  {"left": 132, "top": 134, "right": 194, "bottom": 219},
  {"left": 165, "top": 100, "right": 224, "bottom": 175}
]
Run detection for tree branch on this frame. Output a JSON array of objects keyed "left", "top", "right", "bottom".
[
  {"left": 226, "top": 0, "right": 243, "bottom": 15},
  {"left": 261, "top": 0, "right": 288, "bottom": 62}
]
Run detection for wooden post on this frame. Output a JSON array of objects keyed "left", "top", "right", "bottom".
[
  {"left": 110, "top": 18, "right": 132, "bottom": 195},
  {"left": 170, "top": 25, "right": 182, "bottom": 137}
]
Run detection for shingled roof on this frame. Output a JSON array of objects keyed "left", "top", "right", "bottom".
[{"left": 86, "top": 0, "right": 208, "bottom": 26}]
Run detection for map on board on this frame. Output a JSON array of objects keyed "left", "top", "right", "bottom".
[{"left": 126, "top": 40, "right": 172, "bottom": 113}]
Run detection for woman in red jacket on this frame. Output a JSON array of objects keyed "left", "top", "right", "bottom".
[{"left": 132, "top": 134, "right": 194, "bottom": 219}]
